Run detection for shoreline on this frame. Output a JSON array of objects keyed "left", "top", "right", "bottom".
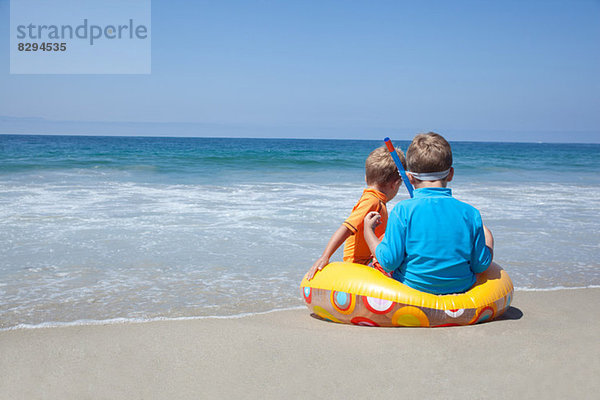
[
  {"left": 1, "top": 288, "right": 599, "bottom": 399},
  {"left": 0, "top": 306, "right": 307, "bottom": 333},
  {"left": 2, "top": 286, "right": 599, "bottom": 332}
]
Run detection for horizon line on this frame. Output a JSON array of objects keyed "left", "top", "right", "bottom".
[{"left": 2, "top": 132, "right": 599, "bottom": 146}]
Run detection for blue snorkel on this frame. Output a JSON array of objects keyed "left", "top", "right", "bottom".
[{"left": 384, "top": 137, "right": 414, "bottom": 198}]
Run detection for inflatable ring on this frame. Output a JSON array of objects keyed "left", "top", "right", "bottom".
[{"left": 300, "top": 262, "right": 513, "bottom": 327}]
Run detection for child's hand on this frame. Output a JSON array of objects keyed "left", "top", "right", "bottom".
[
  {"left": 364, "top": 211, "right": 382, "bottom": 231},
  {"left": 306, "top": 256, "right": 329, "bottom": 281}
]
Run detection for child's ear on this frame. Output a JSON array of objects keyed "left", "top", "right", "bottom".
[
  {"left": 446, "top": 167, "right": 454, "bottom": 182},
  {"left": 407, "top": 172, "right": 417, "bottom": 185}
]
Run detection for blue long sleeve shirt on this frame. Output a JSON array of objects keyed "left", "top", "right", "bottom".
[{"left": 375, "top": 187, "right": 492, "bottom": 295}]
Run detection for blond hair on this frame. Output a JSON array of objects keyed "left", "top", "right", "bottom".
[
  {"left": 406, "top": 132, "right": 452, "bottom": 173},
  {"left": 365, "top": 146, "right": 405, "bottom": 185}
]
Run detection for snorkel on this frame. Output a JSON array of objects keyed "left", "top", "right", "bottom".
[{"left": 384, "top": 137, "right": 414, "bottom": 198}]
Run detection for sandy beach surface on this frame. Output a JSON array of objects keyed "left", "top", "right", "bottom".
[{"left": 1, "top": 288, "right": 598, "bottom": 399}]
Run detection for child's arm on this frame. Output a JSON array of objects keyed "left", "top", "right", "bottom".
[
  {"left": 364, "top": 211, "right": 383, "bottom": 256},
  {"left": 366, "top": 209, "right": 406, "bottom": 274},
  {"left": 483, "top": 224, "right": 494, "bottom": 260},
  {"left": 306, "top": 225, "right": 353, "bottom": 281},
  {"left": 471, "top": 220, "right": 494, "bottom": 273}
]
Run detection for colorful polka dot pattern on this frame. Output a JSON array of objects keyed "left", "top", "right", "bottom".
[
  {"left": 330, "top": 291, "right": 356, "bottom": 315},
  {"left": 303, "top": 287, "right": 312, "bottom": 304},
  {"left": 363, "top": 296, "right": 395, "bottom": 315},
  {"left": 444, "top": 309, "right": 465, "bottom": 318},
  {"left": 351, "top": 316, "right": 379, "bottom": 327},
  {"left": 301, "top": 287, "right": 512, "bottom": 327},
  {"left": 392, "top": 306, "right": 430, "bottom": 327},
  {"left": 312, "top": 306, "right": 342, "bottom": 323},
  {"left": 470, "top": 304, "right": 497, "bottom": 325}
]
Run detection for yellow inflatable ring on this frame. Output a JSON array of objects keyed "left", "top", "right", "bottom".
[{"left": 300, "top": 262, "right": 513, "bottom": 327}]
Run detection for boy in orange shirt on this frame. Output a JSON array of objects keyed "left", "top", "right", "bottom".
[{"left": 306, "top": 146, "right": 406, "bottom": 280}]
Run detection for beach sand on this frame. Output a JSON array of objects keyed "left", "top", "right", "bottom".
[{"left": 1, "top": 288, "right": 598, "bottom": 399}]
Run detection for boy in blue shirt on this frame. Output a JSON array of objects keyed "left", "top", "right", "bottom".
[{"left": 364, "top": 132, "right": 494, "bottom": 295}]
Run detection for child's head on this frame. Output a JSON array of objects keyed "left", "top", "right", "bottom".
[
  {"left": 365, "top": 146, "right": 405, "bottom": 199},
  {"left": 406, "top": 132, "right": 453, "bottom": 186},
  {"left": 407, "top": 132, "right": 452, "bottom": 172}
]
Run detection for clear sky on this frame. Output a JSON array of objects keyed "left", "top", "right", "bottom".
[{"left": 1, "top": 0, "right": 599, "bottom": 142}]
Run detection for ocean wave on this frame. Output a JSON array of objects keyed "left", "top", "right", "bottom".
[{"left": 1, "top": 136, "right": 599, "bottom": 329}]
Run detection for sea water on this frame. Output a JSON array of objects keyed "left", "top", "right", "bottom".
[{"left": 1, "top": 135, "right": 599, "bottom": 329}]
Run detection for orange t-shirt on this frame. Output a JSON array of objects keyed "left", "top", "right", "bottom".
[{"left": 342, "top": 188, "right": 388, "bottom": 265}]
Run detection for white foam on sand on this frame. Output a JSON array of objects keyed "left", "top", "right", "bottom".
[
  {"left": 0, "top": 306, "right": 307, "bottom": 332},
  {"left": 514, "top": 284, "right": 600, "bottom": 292}
]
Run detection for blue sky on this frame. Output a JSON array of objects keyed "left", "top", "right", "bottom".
[{"left": 1, "top": 0, "right": 599, "bottom": 142}]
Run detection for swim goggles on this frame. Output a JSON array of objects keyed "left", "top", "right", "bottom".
[{"left": 406, "top": 168, "right": 452, "bottom": 181}]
